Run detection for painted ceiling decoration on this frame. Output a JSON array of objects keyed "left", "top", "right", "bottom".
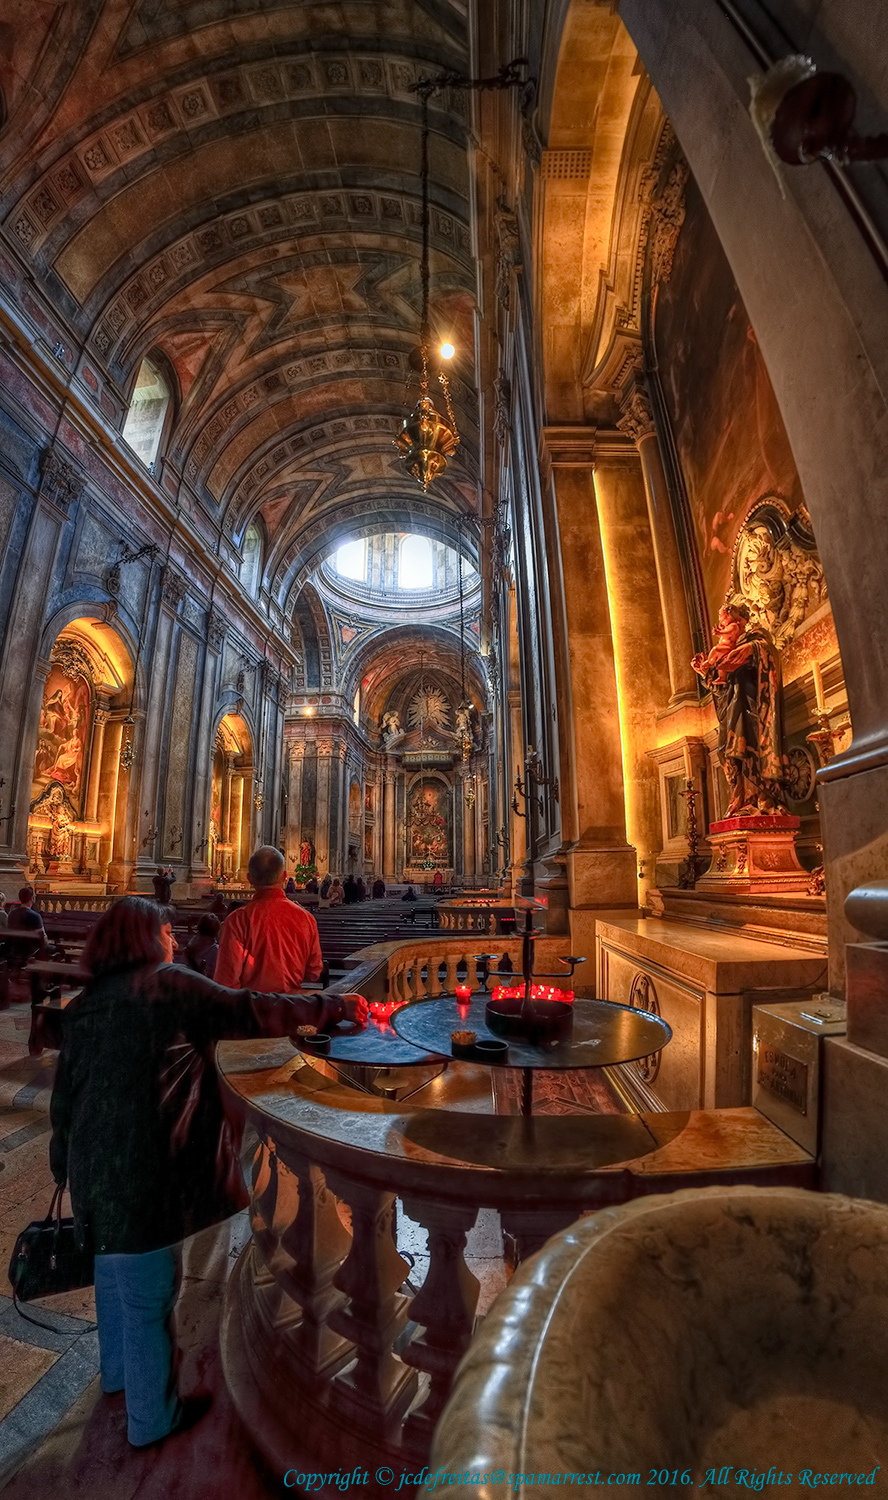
[{"left": 0, "top": 0, "right": 479, "bottom": 654}]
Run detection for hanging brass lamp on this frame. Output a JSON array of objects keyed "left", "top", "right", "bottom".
[
  {"left": 395, "top": 83, "right": 459, "bottom": 492},
  {"left": 395, "top": 393, "right": 459, "bottom": 491}
]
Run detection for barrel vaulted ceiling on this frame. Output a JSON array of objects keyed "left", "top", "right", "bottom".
[{"left": 0, "top": 0, "right": 480, "bottom": 622}]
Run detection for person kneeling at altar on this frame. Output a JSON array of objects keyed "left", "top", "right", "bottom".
[{"left": 50, "top": 896, "right": 367, "bottom": 1450}]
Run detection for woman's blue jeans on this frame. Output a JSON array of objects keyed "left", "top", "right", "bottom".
[{"left": 94, "top": 1246, "right": 179, "bottom": 1446}]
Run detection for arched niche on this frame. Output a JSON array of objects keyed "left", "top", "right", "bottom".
[
  {"left": 29, "top": 617, "right": 136, "bottom": 890},
  {"left": 210, "top": 711, "right": 254, "bottom": 884}
]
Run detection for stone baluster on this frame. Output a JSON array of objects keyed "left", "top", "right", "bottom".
[
  {"left": 410, "top": 956, "right": 424, "bottom": 1000},
  {"left": 466, "top": 954, "right": 479, "bottom": 989},
  {"left": 277, "top": 1148, "right": 355, "bottom": 1379},
  {"left": 325, "top": 1176, "right": 418, "bottom": 1433},
  {"left": 445, "top": 953, "right": 460, "bottom": 993},
  {"left": 399, "top": 1199, "right": 480, "bottom": 1453},
  {"left": 427, "top": 957, "right": 443, "bottom": 997},
  {"left": 250, "top": 1139, "right": 283, "bottom": 1269}
]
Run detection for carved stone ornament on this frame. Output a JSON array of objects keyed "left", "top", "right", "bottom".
[
  {"left": 628, "top": 971, "right": 662, "bottom": 1084},
  {"left": 206, "top": 608, "right": 226, "bottom": 652},
  {"left": 616, "top": 383, "right": 656, "bottom": 445},
  {"left": 649, "top": 158, "right": 690, "bottom": 286},
  {"left": 494, "top": 198, "right": 522, "bottom": 310},
  {"left": 729, "top": 499, "right": 827, "bottom": 649},
  {"left": 493, "top": 374, "right": 512, "bottom": 448},
  {"left": 39, "top": 447, "right": 82, "bottom": 512},
  {"left": 161, "top": 568, "right": 187, "bottom": 609},
  {"left": 50, "top": 636, "right": 95, "bottom": 683}
]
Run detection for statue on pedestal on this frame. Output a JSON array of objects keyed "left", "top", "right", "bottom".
[{"left": 692, "top": 602, "right": 787, "bottom": 817}]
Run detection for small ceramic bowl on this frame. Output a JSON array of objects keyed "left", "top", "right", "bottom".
[
  {"left": 301, "top": 1033, "right": 331, "bottom": 1056},
  {"left": 474, "top": 1037, "right": 509, "bottom": 1062}
]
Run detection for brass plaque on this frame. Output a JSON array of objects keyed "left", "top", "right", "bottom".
[{"left": 757, "top": 1046, "right": 808, "bottom": 1114}]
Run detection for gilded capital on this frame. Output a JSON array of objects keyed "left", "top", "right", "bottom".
[{"left": 616, "top": 385, "right": 656, "bottom": 446}]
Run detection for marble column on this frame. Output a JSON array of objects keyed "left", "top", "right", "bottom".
[
  {"left": 288, "top": 742, "right": 304, "bottom": 866},
  {"left": 230, "top": 774, "right": 244, "bottom": 879},
  {"left": 592, "top": 431, "right": 672, "bottom": 906},
  {"left": 617, "top": 380, "right": 698, "bottom": 703},
  {"left": 97, "top": 719, "right": 124, "bottom": 877},
  {"left": 134, "top": 588, "right": 176, "bottom": 880},
  {"left": 315, "top": 743, "right": 332, "bottom": 875},
  {"left": 84, "top": 708, "right": 109, "bottom": 825},
  {"left": 539, "top": 428, "right": 637, "bottom": 950},
  {"left": 383, "top": 770, "right": 396, "bottom": 879},
  {"left": 462, "top": 777, "right": 475, "bottom": 879}
]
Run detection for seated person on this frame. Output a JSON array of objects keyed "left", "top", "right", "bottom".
[
  {"left": 7, "top": 886, "right": 48, "bottom": 968},
  {"left": 209, "top": 893, "right": 229, "bottom": 920},
  {"left": 356, "top": 878, "right": 366, "bottom": 902},
  {"left": 284, "top": 876, "right": 297, "bottom": 896},
  {"left": 372, "top": 877, "right": 385, "bottom": 899},
  {"left": 304, "top": 876, "right": 319, "bottom": 894},
  {"left": 319, "top": 874, "right": 332, "bottom": 900},
  {"left": 185, "top": 915, "right": 220, "bottom": 979},
  {"left": 152, "top": 868, "right": 173, "bottom": 905},
  {"left": 401, "top": 885, "right": 417, "bottom": 902},
  {"left": 343, "top": 874, "right": 358, "bottom": 905},
  {"left": 327, "top": 879, "right": 344, "bottom": 908}
]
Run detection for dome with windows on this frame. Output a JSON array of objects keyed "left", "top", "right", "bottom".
[{"left": 319, "top": 532, "right": 479, "bottom": 611}]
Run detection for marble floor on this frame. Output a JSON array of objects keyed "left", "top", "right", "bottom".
[{"left": 0, "top": 1003, "right": 512, "bottom": 1496}]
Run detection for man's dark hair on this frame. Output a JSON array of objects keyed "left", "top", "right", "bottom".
[
  {"left": 82, "top": 896, "right": 165, "bottom": 979},
  {"left": 18, "top": 887, "right": 34, "bottom": 905},
  {"left": 248, "top": 845, "right": 286, "bottom": 889},
  {"left": 196, "top": 914, "right": 220, "bottom": 937}
]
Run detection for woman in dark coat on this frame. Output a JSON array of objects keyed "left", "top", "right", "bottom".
[{"left": 49, "top": 897, "right": 366, "bottom": 1448}]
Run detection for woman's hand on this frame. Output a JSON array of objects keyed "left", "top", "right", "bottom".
[{"left": 341, "top": 994, "right": 369, "bottom": 1028}]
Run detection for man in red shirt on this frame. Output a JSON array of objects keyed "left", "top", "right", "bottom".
[{"left": 215, "top": 846, "right": 324, "bottom": 993}]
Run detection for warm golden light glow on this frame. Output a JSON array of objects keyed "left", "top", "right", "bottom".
[{"left": 439, "top": 342, "right": 455, "bottom": 360}]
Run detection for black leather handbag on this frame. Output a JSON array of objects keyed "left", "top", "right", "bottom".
[{"left": 8, "top": 1184, "right": 94, "bottom": 1307}]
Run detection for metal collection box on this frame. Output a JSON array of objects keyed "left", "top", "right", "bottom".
[{"left": 752, "top": 996, "right": 846, "bottom": 1156}]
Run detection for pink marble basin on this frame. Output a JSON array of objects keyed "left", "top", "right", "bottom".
[{"left": 426, "top": 1187, "right": 888, "bottom": 1497}]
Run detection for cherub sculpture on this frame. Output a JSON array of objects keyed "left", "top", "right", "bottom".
[{"left": 691, "top": 602, "right": 787, "bottom": 817}]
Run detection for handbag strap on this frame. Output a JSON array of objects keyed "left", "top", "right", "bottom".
[
  {"left": 42, "top": 1183, "right": 65, "bottom": 1229},
  {"left": 12, "top": 1289, "right": 97, "bottom": 1336}
]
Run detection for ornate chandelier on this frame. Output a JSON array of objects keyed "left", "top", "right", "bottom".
[{"left": 394, "top": 82, "right": 459, "bottom": 492}]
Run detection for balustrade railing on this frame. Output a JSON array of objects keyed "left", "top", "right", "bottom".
[{"left": 35, "top": 893, "right": 120, "bottom": 914}]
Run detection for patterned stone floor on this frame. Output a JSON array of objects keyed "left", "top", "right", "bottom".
[{"left": 0, "top": 1002, "right": 512, "bottom": 1496}]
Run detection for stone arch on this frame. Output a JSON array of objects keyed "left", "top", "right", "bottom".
[
  {"left": 209, "top": 709, "right": 255, "bottom": 882},
  {"left": 27, "top": 613, "right": 139, "bottom": 890}
]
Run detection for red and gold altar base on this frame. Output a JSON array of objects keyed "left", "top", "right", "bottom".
[{"left": 697, "top": 813, "right": 810, "bottom": 895}]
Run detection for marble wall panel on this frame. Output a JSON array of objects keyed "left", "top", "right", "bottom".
[
  {"left": 163, "top": 629, "right": 199, "bottom": 857},
  {"left": 598, "top": 940, "right": 705, "bottom": 1109}
]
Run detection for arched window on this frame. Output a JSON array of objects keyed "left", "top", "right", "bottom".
[
  {"left": 334, "top": 539, "right": 367, "bottom": 581},
  {"left": 399, "top": 534, "right": 433, "bottom": 590},
  {"left": 241, "top": 523, "right": 262, "bottom": 596},
  {"left": 121, "top": 357, "right": 171, "bottom": 469}
]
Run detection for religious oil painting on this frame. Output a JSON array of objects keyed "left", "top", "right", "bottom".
[
  {"left": 408, "top": 778, "right": 450, "bottom": 867},
  {"left": 32, "top": 665, "right": 91, "bottom": 809}
]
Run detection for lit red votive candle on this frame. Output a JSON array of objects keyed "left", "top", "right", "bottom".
[{"left": 455, "top": 984, "right": 472, "bottom": 1003}]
